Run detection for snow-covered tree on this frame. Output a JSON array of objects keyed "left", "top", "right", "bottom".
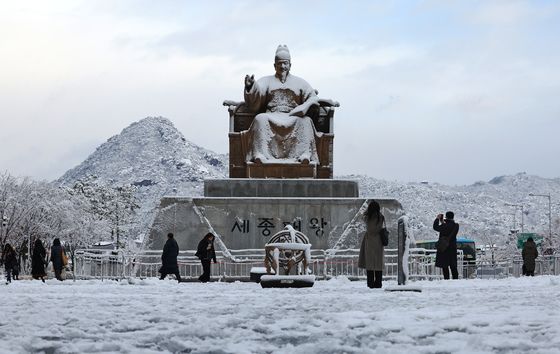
[
  {"left": 68, "top": 175, "right": 139, "bottom": 249},
  {"left": 0, "top": 172, "right": 113, "bottom": 271}
]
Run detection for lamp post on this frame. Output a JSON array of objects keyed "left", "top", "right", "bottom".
[
  {"left": 504, "top": 203, "right": 525, "bottom": 233},
  {"left": 529, "top": 193, "right": 552, "bottom": 246}
]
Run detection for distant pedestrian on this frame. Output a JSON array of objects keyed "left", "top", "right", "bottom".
[
  {"left": 18, "top": 240, "right": 28, "bottom": 276},
  {"left": 50, "top": 238, "right": 68, "bottom": 281},
  {"left": 433, "top": 212, "right": 460, "bottom": 280},
  {"left": 2, "top": 243, "right": 18, "bottom": 284},
  {"left": 159, "top": 233, "right": 182, "bottom": 282},
  {"left": 358, "top": 200, "right": 386, "bottom": 288},
  {"left": 522, "top": 237, "right": 538, "bottom": 276},
  {"left": 32, "top": 239, "right": 47, "bottom": 282},
  {"left": 195, "top": 233, "right": 217, "bottom": 282}
]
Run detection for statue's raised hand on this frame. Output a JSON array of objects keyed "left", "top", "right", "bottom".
[{"left": 245, "top": 74, "right": 255, "bottom": 91}]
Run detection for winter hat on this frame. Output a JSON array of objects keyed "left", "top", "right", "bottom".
[
  {"left": 275, "top": 45, "right": 291, "bottom": 61},
  {"left": 445, "top": 211, "right": 454, "bottom": 220}
]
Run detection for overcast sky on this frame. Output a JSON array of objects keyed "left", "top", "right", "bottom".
[{"left": 1, "top": 0, "right": 559, "bottom": 185}]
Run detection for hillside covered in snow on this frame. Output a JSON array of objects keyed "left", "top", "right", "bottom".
[
  {"left": 56, "top": 117, "right": 559, "bottom": 248},
  {"left": 352, "top": 174, "right": 560, "bottom": 245},
  {"left": 57, "top": 117, "right": 227, "bottom": 243}
]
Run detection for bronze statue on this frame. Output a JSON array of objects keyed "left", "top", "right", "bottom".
[
  {"left": 243, "top": 45, "right": 319, "bottom": 164},
  {"left": 224, "top": 45, "right": 338, "bottom": 178}
]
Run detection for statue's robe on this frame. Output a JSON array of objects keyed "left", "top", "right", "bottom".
[{"left": 243, "top": 74, "right": 319, "bottom": 163}]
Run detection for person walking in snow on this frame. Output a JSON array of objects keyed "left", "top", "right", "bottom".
[
  {"left": 358, "top": 200, "right": 386, "bottom": 288},
  {"left": 50, "top": 238, "right": 67, "bottom": 281},
  {"left": 159, "top": 233, "right": 182, "bottom": 282},
  {"left": 2, "top": 243, "right": 18, "bottom": 284},
  {"left": 522, "top": 237, "right": 538, "bottom": 276},
  {"left": 195, "top": 233, "right": 217, "bottom": 283},
  {"left": 32, "top": 238, "right": 47, "bottom": 282},
  {"left": 433, "top": 211, "right": 460, "bottom": 280}
]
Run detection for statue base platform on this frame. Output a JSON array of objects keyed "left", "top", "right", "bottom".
[
  {"left": 260, "top": 275, "right": 315, "bottom": 288},
  {"left": 204, "top": 178, "right": 359, "bottom": 198},
  {"left": 246, "top": 162, "right": 317, "bottom": 178},
  {"left": 149, "top": 195, "right": 403, "bottom": 251}
]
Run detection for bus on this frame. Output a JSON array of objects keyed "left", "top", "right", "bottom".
[{"left": 415, "top": 238, "right": 476, "bottom": 278}]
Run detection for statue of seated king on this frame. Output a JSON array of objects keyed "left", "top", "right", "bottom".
[{"left": 224, "top": 45, "right": 339, "bottom": 179}]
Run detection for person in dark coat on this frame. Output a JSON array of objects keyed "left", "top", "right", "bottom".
[
  {"left": 159, "top": 233, "right": 182, "bottom": 282},
  {"left": 32, "top": 238, "right": 47, "bottom": 282},
  {"left": 195, "top": 233, "right": 217, "bottom": 282},
  {"left": 522, "top": 237, "right": 538, "bottom": 276},
  {"left": 50, "top": 238, "right": 67, "bottom": 281},
  {"left": 2, "top": 243, "right": 18, "bottom": 283},
  {"left": 433, "top": 211, "right": 460, "bottom": 280},
  {"left": 358, "top": 200, "right": 386, "bottom": 288}
]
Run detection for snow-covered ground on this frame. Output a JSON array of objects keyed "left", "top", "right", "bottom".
[{"left": 1, "top": 276, "right": 559, "bottom": 353}]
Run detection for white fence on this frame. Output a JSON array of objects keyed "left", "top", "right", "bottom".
[
  {"left": 72, "top": 248, "right": 461, "bottom": 281},
  {"left": 72, "top": 248, "right": 560, "bottom": 282}
]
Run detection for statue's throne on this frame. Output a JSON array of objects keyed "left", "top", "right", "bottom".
[{"left": 223, "top": 98, "right": 339, "bottom": 179}]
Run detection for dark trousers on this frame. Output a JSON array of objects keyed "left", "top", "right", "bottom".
[
  {"left": 522, "top": 265, "right": 535, "bottom": 276},
  {"left": 54, "top": 267, "right": 64, "bottom": 281},
  {"left": 160, "top": 271, "right": 182, "bottom": 282},
  {"left": 442, "top": 266, "right": 459, "bottom": 280},
  {"left": 5, "top": 266, "right": 13, "bottom": 283},
  {"left": 366, "top": 270, "right": 383, "bottom": 288},
  {"left": 199, "top": 260, "right": 211, "bottom": 282}
]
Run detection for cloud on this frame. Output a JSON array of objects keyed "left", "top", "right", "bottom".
[
  {"left": 469, "top": 0, "right": 549, "bottom": 26},
  {"left": 0, "top": 1, "right": 559, "bottom": 184}
]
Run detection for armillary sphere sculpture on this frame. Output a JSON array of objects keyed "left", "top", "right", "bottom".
[{"left": 260, "top": 225, "right": 315, "bottom": 288}]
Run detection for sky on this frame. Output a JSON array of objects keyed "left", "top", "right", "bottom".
[{"left": 1, "top": 0, "right": 559, "bottom": 185}]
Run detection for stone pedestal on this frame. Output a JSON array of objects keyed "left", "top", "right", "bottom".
[
  {"left": 246, "top": 163, "right": 317, "bottom": 178},
  {"left": 204, "top": 179, "right": 359, "bottom": 198},
  {"left": 148, "top": 179, "right": 404, "bottom": 253}
]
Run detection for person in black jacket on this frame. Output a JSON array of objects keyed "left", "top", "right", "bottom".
[
  {"left": 2, "top": 243, "right": 18, "bottom": 284},
  {"left": 433, "top": 211, "right": 460, "bottom": 280},
  {"left": 159, "top": 233, "right": 182, "bottom": 282},
  {"left": 195, "top": 233, "right": 217, "bottom": 282},
  {"left": 522, "top": 237, "right": 538, "bottom": 276},
  {"left": 50, "top": 238, "right": 67, "bottom": 281},
  {"left": 32, "top": 238, "right": 47, "bottom": 282}
]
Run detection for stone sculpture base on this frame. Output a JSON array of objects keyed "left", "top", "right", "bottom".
[
  {"left": 204, "top": 179, "right": 358, "bottom": 198},
  {"left": 148, "top": 179, "right": 404, "bottom": 252},
  {"left": 246, "top": 162, "right": 316, "bottom": 178},
  {"left": 260, "top": 275, "right": 315, "bottom": 288}
]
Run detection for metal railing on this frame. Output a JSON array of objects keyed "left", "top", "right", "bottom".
[
  {"left": 23, "top": 248, "right": 560, "bottom": 282},
  {"left": 72, "top": 248, "right": 464, "bottom": 281}
]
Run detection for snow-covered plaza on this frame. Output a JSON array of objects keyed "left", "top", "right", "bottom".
[{"left": 1, "top": 276, "right": 559, "bottom": 353}]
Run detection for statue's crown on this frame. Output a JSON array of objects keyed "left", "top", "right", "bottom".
[{"left": 275, "top": 45, "right": 291, "bottom": 61}]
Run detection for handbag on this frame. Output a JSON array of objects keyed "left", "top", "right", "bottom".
[
  {"left": 379, "top": 218, "right": 389, "bottom": 247},
  {"left": 62, "top": 250, "right": 69, "bottom": 267}
]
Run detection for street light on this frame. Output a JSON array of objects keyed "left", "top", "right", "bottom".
[
  {"left": 504, "top": 203, "right": 525, "bottom": 233},
  {"left": 528, "top": 193, "right": 552, "bottom": 247}
]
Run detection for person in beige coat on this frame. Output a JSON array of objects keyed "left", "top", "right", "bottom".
[{"left": 358, "top": 200, "right": 385, "bottom": 288}]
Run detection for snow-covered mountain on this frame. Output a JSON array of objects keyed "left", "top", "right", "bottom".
[
  {"left": 57, "top": 116, "right": 227, "bottom": 243},
  {"left": 57, "top": 116, "right": 558, "bottom": 247},
  {"left": 352, "top": 173, "right": 560, "bottom": 244},
  {"left": 59, "top": 116, "right": 227, "bottom": 187}
]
